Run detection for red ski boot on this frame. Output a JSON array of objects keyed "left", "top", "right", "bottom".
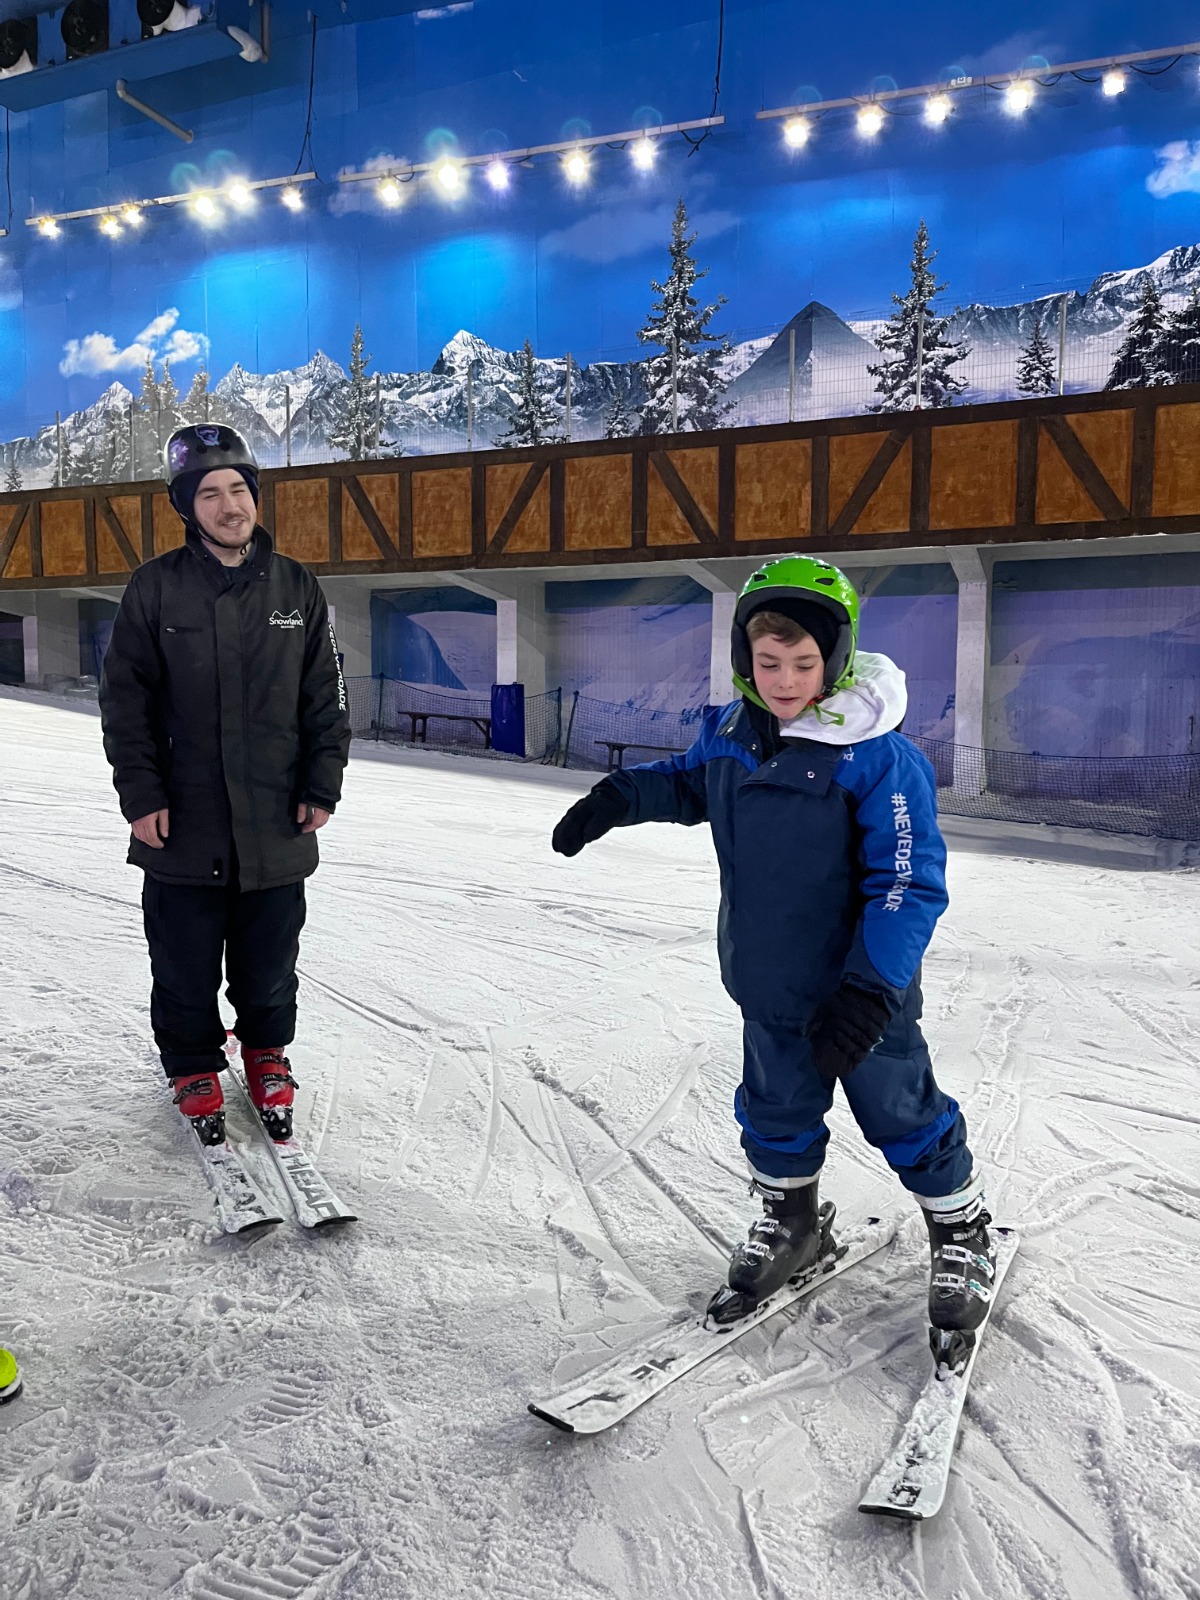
[
  {"left": 242, "top": 1047, "right": 298, "bottom": 1142},
  {"left": 172, "top": 1071, "right": 225, "bottom": 1147}
]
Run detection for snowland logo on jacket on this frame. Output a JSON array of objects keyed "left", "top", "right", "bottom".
[
  {"left": 270, "top": 610, "right": 304, "bottom": 629},
  {"left": 884, "top": 791, "right": 913, "bottom": 911}
]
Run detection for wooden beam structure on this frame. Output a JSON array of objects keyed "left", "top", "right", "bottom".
[{"left": 4, "top": 387, "right": 1200, "bottom": 591}]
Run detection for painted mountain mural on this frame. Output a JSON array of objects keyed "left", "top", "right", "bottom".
[{"left": 7, "top": 241, "right": 1200, "bottom": 490}]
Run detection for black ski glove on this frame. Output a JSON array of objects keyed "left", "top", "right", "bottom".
[
  {"left": 807, "top": 982, "right": 892, "bottom": 1082},
  {"left": 552, "top": 780, "right": 630, "bottom": 857}
]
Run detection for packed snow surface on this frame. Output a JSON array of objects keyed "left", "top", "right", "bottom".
[{"left": 2, "top": 691, "right": 1199, "bottom": 1600}]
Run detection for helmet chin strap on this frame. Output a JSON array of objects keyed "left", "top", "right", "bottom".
[{"left": 196, "top": 522, "right": 253, "bottom": 562}]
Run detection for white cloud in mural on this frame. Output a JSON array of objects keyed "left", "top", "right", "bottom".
[
  {"left": 415, "top": 3, "right": 473, "bottom": 17},
  {"left": 542, "top": 201, "right": 737, "bottom": 266},
  {"left": 59, "top": 307, "right": 208, "bottom": 377},
  {"left": 0, "top": 258, "right": 19, "bottom": 311},
  {"left": 1146, "top": 140, "right": 1200, "bottom": 198}
]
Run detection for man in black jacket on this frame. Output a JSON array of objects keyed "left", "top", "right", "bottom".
[{"left": 100, "top": 424, "right": 351, "bottom": 1147}]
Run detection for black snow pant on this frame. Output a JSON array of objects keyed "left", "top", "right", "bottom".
[{"left": 141, "top": 875, "right": 307, "bottom": 1081}]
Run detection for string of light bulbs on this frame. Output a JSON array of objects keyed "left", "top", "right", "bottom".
[
  {"left": 337, "top": 116, "right": 726, "bottom": 206},
  {"left": 759, "top": 39, "right": 1200, "bottom": 147},
  {"left": 28, "top": 171, "right": 317, "bottom": 238}
]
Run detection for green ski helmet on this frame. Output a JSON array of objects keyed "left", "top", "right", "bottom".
[{"left": 732, "top": 555, "right": 861, "bottom": 707}]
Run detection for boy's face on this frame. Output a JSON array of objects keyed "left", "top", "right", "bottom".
[{"left": 750, "top": 631, "right": 825, "bottom": 720}]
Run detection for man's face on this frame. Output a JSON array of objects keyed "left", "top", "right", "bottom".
[
  {"left": 192, "top": 469, "right": 256, "bottom": 547},
  {"left": 750, "top": 632, "right": 826, "bottom": 720}
]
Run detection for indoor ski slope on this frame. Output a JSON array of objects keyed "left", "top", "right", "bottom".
[{"left": 1, "top": 689, "right": 1198, "bottom": 1600}]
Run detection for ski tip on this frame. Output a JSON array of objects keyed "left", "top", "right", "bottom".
[
  {"left": 227, "top": 1215, "right": 285, "bottom": 1235},
  {"left": 309, "top": 1213, "right": 358, "bottom": 1228},
  {"left": 858, "top": 1501, "right": 929, "bottom": 1521},
  {"left": 528, "top": 1403, "right": 575, "bottom": 1434}
]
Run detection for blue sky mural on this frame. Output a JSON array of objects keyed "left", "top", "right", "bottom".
[{"left": 7, "top": 1, "right": 1200, "bottom": 462}]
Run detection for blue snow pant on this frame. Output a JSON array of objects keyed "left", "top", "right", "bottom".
[{"left": 734, "top": 1015, "right": 974, "bottom": 1198}]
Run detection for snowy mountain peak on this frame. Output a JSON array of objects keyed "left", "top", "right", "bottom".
[{"left": 431, "top": 330, "right": 512, "bottom": 376}]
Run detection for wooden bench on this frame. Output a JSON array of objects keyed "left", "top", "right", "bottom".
[
  {"left": 397, "top": 710, "right": 492, "bottom": 749},
  {"left": 595, "top": 739, "right": 687, "bottom": 772}
]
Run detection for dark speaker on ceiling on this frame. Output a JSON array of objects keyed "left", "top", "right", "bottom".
[
  {"left": 138, "top": 0, "right": 184, "bottom": 39},
  {"left": 60, "top": 0, "right": 110, "bottom": 60},
  {"left": 0, "top": 16, "right": 39, "bottom": 77}
]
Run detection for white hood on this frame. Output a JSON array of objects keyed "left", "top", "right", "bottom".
[{"left": 777, "top": 651, "right": 908, "bottom": 746}]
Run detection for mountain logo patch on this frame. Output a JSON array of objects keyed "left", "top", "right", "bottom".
[{"left": 270, "top": 609, "right": 304, "bottom": 629}]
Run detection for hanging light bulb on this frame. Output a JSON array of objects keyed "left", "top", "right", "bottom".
[
  {"left": 485, "top": 158, "right": 510, "bottom": 192},
  {"left": 226, "top": 180, "right": 254, "bottom": 210},
  {"left": 378, "top": 176, "right": 403, "bottom": 207},
  {"left": 1004, "top": 79, "right": 1035, "bottom": 114},
  {"left": 562, "top": 148, "right": 591, "bottom": 185},
  {"left": 38, "top": 217, "right": 61, "bottom": 238},
  {"left": 1101, "top": 67, "right": 1127, "bottom": 97},
  {"left": 120, "top": 204, "right": 143, "bottom": 227},
  {"left": 279, "top": 186, "right": 303, "bottom": 211},
  {"left": 191, "top": 192, "right": 218, "bottom": 219},
  {"left": 783, "top": 116, "right": 812, "bottom": 149},
  {"left": 631, "top": 135, "right": 656, "bottom": 171},
  {"left": 99, "top": 214, "right": 121, "bottom": 238},
  {"left": 924, "top": 93, "right": 952, "bottom": 126},
  {"left": 857, "top": 103, "right": 885, "bottom": 137},
  {"left": 433, "top": 159, "right": 464, "bottom": 196}
]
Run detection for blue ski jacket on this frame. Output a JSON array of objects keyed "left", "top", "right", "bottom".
[{"left": 606, "top": 701, "right": 949, "bottom": 1028}]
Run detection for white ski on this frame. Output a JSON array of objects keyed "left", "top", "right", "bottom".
[
  {"left": 226, "top": 1072, "right": 357, "bottom": 1229},
  {"left": 197, "top": 1138, "right": 284, "bottom": 1235},
  {"left": 529, "top": 1213, "right": 899, "bottom": 1435},
  {"left": 858, "top": 1225, "right": 1019, "bottom": 1521}
]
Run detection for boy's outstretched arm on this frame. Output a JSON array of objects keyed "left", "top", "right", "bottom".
[{"left": 550, "top": 723, "right": 714, "bottom": 856}]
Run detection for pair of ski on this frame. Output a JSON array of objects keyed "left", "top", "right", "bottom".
[
  {"left": 528, "top": 1212, "right": 1018, "bottom": 1521},
  {"left": 192, "top": 1070, "right": 356, "bottom": 1234}
]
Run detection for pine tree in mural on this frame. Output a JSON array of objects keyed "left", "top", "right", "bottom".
[
  {"left": 328, "top": 324, "right": 383, "bottom": 460},
  {"left": 183, "top": 368, "right": 213, "bottom": 423},
  {"left": 132, "top": 356, "right": 163, "bottom": 478},
  {"left": 638, "top": 197, "right": 730, "bottom": 434},
  {"left": 496, "top": 340, "right": 564, "bottom": 446},
  {"left": 4, "top": 457, "right": 20, "bottom": 492},
  {"left": 1105, "top": 278, "right": 1167, "bottom": 390},
  {"left": 1016, "top": 313, "right": 1057, "bottom": 396},
  {"left": 1152, "top": 288, "right": 1200, "bottom": 386},
  {"left": 869, "top": 220, "right": 970, "bottom": 411},
  {"left": 603, "top": 372, "right": 638, "bottom": 439}
]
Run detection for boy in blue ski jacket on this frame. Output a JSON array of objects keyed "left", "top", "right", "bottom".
[{"left": 552, "top": 557, "right": 994, "bottom": 1360}]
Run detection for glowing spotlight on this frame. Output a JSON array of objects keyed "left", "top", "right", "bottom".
[
  {"left": 1102, "top": 67, "right": 1127, "bottom": 97},
  {"left": 631, "top": 136, "right": 656, "bottom": 171},
  {"left": 38, "top": 217, "right": 61, "bottom": 238},
  {"left": 562, "top": 148, "right": 591, "bottom": 185},
  {"left": 925, "top": 93, "right": 952, "bottom": 126},
  {"left": 99, "top": 215, "right": 121, "bottom": 238},
  {"left": 280, "top": 186, "right": 303, "bottom": 211},
  {"left": 1004, "top": 79, "right": 1034, "bottom": 114},
  {"left": 120, "top": 204, "right": 143, "bottom": 227},
  {"left": 856, "top": 103, "right": 885, "bottom": 137},
  {"left": 191, "top": 192, "right": 218, "bottom": 219},
  {"left": 226, "top": 180, "right": 254, "bottom": 209},
  {"left": 378, "top": 177, "right": 403, "bottom": 207},
  {"left": 783, "top": 116, "right": 812, "bottom": 149},
  {"left": 433, "top": 159, "right": 464, "bottom": 196},
  {"left": 485, "top": 158, "right": 510, "bottom": 192}
]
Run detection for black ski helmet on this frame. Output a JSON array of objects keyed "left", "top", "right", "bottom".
[{"left": 164, "top": 424, "right": 259, "bottom": 521}]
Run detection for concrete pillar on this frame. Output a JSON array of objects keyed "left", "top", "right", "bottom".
[
  {"left": 948, "top": 548, "right": 991, "bottom": 793},
  {"left": 7, "top": 592, "right": 82, "bottom": 684},
  {"left": 317, "top": 577, "right": 374, "bottom": 678},
  {"left": 453, "top": 573, "right": 548, "bottom": 695}
]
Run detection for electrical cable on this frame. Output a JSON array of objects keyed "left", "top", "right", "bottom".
[
  {"left": 685, "top": 0, "right": 724, "bottom": 154},
  {"left": 293, "top": 14, "right": 318, "bottom": 177},
  {"left": 3, "top": 109, "right": 11, "bottom": 233}
]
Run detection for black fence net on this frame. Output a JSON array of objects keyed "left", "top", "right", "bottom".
[
  {"left": 560, "top": 694, "right": 708, "bottom": 772},
  {"left": 345, "top": 676, "right": 562, "bottom": 762},
  {"left": 909, "top": 738, "right": 1200, "bottom": 841}
]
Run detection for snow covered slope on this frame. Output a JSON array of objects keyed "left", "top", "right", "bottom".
[{"left": 1, "top": 692, "right": 1198, "bottom": 1599}]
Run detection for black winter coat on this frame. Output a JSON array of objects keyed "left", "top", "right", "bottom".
[{"left": 99, "top": 528, "right": 350, "bottom": 891}]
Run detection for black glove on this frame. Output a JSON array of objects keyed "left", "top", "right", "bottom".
[
  {"left": 552, "top": 780, "right": 629, "bottom": 857},
  {"left": 807, "top": 983, "right": 892, "bottom": 1082}
]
